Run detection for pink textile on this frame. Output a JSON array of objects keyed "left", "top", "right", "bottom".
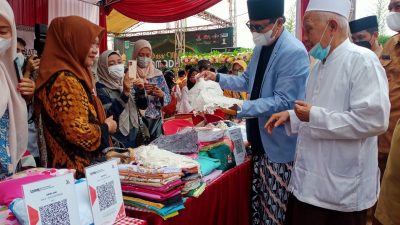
[
  {"left": 0, "top": 174, "right": 52, "bottom": 206},
  {"left": 202, "top": 170, "right": 223, "bottom": 185},
  {"left": 123, "top": 180, "right": 183, "bottom": 193},
  {"left": 122, "top": 185, "right": 181, "bottom": 201},
  {"left": 0, "top": 206, "right": 19, "bottom": 225},
  {"left": 115, "top": 216, "right": 147, "bottom": 225}
]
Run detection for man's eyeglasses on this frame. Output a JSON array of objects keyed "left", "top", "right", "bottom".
[{"left": 246, "top": 21, "right": 267, "bottom": 33}]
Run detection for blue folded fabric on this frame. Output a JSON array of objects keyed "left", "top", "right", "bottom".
[
  {"left": 196, "top": 156, "right": 221, "bottom": 176},
  {"left": 124, "top": 200, "right": 185, "bottom": 217}
]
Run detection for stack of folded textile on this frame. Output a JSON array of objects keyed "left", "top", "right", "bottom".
[
  {"left": 119, "top": 164, "right": 185, "bottom": 220},
  {"left": 120, "top": 145, "right": 201, "bottom": 219}
]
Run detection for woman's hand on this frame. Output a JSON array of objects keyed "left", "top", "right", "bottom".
[
  {"left": 18, "top": 78, "right": 36, "bottom": 100},
  {"left": 123, "top": 73, "right": 134, "bottom": 96},
  {"left": 133, "top": 78, "right": 144, "bottom": 90},
  {"left": 105, "top": 115, "right": 117, "bottom": 134},
  {"left": 151, "top": 86, "right": 165, "bottom": 98}
]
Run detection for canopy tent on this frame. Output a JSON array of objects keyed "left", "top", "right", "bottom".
[
  {"left": 99, "top": 0, "right": 222, "bottom": 51},
  {"left": 107, "top": 9, "right": 139, "bottom": 33}
]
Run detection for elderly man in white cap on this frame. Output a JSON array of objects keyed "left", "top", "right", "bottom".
[{"left": 265, "top": 0, "right": 390, "bottom": 224}]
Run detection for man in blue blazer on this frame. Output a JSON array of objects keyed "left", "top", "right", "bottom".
[{"left": 202, "top": 0, "right": 309, "bottom": 224}]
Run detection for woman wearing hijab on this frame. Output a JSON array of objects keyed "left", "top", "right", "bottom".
[
  {"left": 0, "top": 0, "right": 28, "bottom": 179},
  {"left": 35, "top": 16, "right": 117, "bottom": 177},
  {"left": 133, "top": 40, "right": 170, "bottom": 141},
  {"left": 223, "top": 60, "right": 248, "bottom": 100},
  {"left": 187, "top": 68, "right": 198, "bottom": 90},
  {"left": 96, "top": 50, "right": 148, "bottom": 148}
]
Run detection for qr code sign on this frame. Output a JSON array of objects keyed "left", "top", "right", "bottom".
[
  {"left": 97, "top": 180, "right": 117, "bottom": 211},
  {"left": 39, "top": 199, "right": 71, "bottom": 225},
  {"left": 233, "top": 139, "right": 244, "bottom": 154}
]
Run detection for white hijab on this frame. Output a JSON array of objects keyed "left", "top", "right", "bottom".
[{"left": 0, "top": 0, "right": 28, "bottom": 173}]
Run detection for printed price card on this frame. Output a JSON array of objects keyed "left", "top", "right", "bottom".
[
  {"left": 85, "top": 160, "right": 125, "bottom": 225},
  {"left": 22, "top": 173, "right": 80, "bottom": 225},
  {"left": 228, "top": 127, "right": 247, "bottom": 165}
]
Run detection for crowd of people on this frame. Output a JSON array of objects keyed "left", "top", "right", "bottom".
[{"left": 1, "top": 0, "right": 400, "bottom": 224}]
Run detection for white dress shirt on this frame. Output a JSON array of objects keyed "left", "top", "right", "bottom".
[{"left": 286, "top": 39, "right": 390, "bottom": 212}]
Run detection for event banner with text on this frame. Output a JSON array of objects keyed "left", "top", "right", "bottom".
[{"left": 114, "top": 27, "right": 234, "bottom": 69}]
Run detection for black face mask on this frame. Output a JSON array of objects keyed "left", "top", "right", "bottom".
[{"left": 355, "top": 41, "right": 372, "bottom": 49}]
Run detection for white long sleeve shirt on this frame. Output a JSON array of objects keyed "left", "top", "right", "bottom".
[{"left": 286, "top": 39, "right": 390, "bottom": 212}]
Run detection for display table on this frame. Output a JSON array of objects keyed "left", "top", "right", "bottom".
[{"left": 126, "top": 159, "right": 252, "bottom": 225}]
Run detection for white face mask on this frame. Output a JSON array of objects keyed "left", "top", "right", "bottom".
[
  {"left": 387, "top": 12, "right": 400, "bottom": 32},
  {"left": 0, "top": 37, "right": 11, "bottom": 56},
  {"left": 108, "top": 64, "right": 125, "bottom": 80},
  {"left": 252, "top": 22, "right": 277, "bottom": 46},
  {"left": 15, "top": 52, "right": 25, "bottom": 65},
  {"left": 137, "top": 57, "right": 152, "bottom": 68},
  {"left": 15, "top": 52, "right": 25, "bottom": 75}
]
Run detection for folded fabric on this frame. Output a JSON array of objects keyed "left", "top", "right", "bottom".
[
  {"left": 202, "top": 170, "right": 223, "bottom": 185},
  {"left": 123, "top": 179, "right": 183, "bottom": 193},
  {"left": 120, "top": 180, "right": 170, "bottom": 188},
  {"left": 151, "top": 129, "right": 198, "bottom": 154},
  {"left": 124, "top": 200, "right": 185, "bottom": 217},
  {"left": 182, "top": 173, "right": 201, "bottom": 181},
  {"left": 133, "top": 145, "right": 200, "bottom": 171},
  {"left": 157, "top": 194, "right": 184, "bottom": 207},
  {"left": 119, "top": 171, "right": 183, "bottom": 179},
  {"left": 187, "top": 182, "right": 206, "bottom": 198},
  {"left": 123, "top": 196, "right": 165, "bottom": 209},
  {"left": 184, "top": 153, "right": 199, "bottom": 160},
  {"left": 0, "top": 174, "right": 52, "bottom": 206},
  {"left": 118, "top": 164, "right": 182, "bottom": 174},
  {"left": 9, "top": 198, "right": 28, "bottom": 225},
  {"left": 196, "top": 156, "right": 221, "bottom": 176},
  {"left": 182, "top": 178, "right": 202, "bottom": 193},
  {"left": 0, "top": 205, "right": 19, "bottom": 225},
  {"left": 199, "top": 141, "right": 225, "bottom": 152},
  {"left": 195, "top": 127, "right": 225, "bottom": 142},
  {"left": 120, "top": 175, "right": 181, "bottom": 185},
  {"left": 208, "top": 144, "right": 236, "bottom": 172},
  {"left": 122, "top": 185, "right": 181, "bottom": 202}
]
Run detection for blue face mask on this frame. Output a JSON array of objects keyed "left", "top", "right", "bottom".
[{"left": 309, "top": 24, "right": 334, "bottom": 61}]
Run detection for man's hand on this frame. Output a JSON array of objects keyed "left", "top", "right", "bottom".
[
  {"left": 199, "top": 71, "right": 217, "bottom": 81},
  {"left": 294, "top": 100, "right": 311, "bottom": 122},
  {"left": 264, "top": 111, "right": 290, "bottom": 134},
  {"left": 105, "top": 115, "right": 117, "bottom": 134}
]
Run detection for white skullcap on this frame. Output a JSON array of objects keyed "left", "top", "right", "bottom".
[{"left": 306, "top": 0, "right": 351, "bottom": 20}]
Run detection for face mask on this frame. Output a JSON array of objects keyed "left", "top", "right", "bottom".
[
  {"left": 0, "top": 37, "right": 11, "bottom": 56},
  {"left": 237, "top": 72, "right": 244, "bottom": 76},
  {"left": 387, "top": 12, "right": 400, "bottom": 32},
  {"left": 252, "top": 22, "right": 277, "bottom": 46},
  {"left": 15, "top": 52, "right": 25, "bottom": 66},
  {"left": 137, "top": 57, "right": 152, "bottom": 68},
  {"left": 309, "top": 23, "right": 333, "bottom": 61},
  {"left": 355, "top": 41, "right": 372, "bottom": 49},
  {"left": 108, "top": 64, "right": 125, "bottom": 80}
]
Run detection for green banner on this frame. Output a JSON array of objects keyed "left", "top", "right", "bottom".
[{"left": 114, "top": 27, "right": 234, "bottom": 69}]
